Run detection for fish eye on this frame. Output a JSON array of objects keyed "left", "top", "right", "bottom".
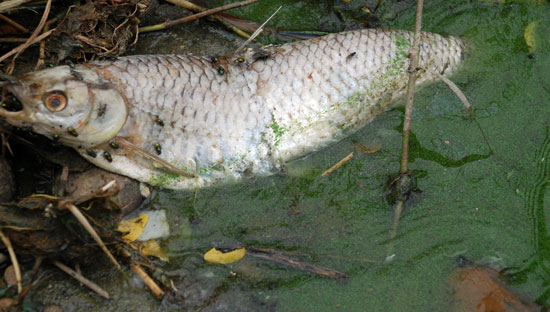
[{"left": 44, "top": 91, "right": 67, "bottom": 112}]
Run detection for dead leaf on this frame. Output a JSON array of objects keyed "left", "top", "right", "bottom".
[
  {"left": 141, "top": 240, "right": 169, "bottom": 262},
  {"left": 204, "top": 248, "right": 246, "bottom": 264},
  {"left": 117, "top": 214, "right": 149, "bottom": 241},
  {"left": 524, "top": 20, "right": 539, "bottom": 55}
]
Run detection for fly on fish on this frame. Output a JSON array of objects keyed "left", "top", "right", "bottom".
[{"left": 0, "top": 29, "right": 466, "bottom": 189}]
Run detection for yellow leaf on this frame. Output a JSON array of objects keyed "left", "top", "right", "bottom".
[
  {"left": 117, "top": 214, "right": 149, "bottom": 241},
  {"left": 204, "top": 248, "right": 246, "bottom": 264},
  {"left": 524, "top": 20, "right": 539, "bottom": 55},
  {"left": 141, "top": 240, "right": 169, "bottom": 262}
]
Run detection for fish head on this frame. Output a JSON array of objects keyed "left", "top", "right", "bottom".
[{"left": 0, "top": 65, "right": 127, "bottom": 148}]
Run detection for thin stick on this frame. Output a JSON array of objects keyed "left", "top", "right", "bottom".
[
  {"left": 234, "top": 5, "right": 281, "bottom": 54},
  {"left": 0, "top": 0, "right": 30, "bottom": 13},
  {"left": 6, "top": 0, "right": 52, "bottom": 74},
  {"left": 322, "top": 152, "right": 354, "bottom": 177},
  {"left": 0, "top": 230, "right": 22, "bottom": 293},
  {"left": 0, "top": 29, "right": 53, "bottom": 64},
  {"left": 101, "top": 180, "right": 117, "bottom": 193},
  {"left": 139, "top": 0, "right": 257, "bottom": 33},
  {"left": 62, "top": 203, "right": 121, "bottom": 268},
  {"left": 433, "top": 71, "right": 493, "bottom": 154},
  {"left": 53, "top": 261, "right": 110, "bottom": 299},
  {"left": 385, "top": 200, "right": 403, "bottom": 262},
  {"left": 389, "top": 0, "right": 424, "bottom": 264},
  {"left": 131, "top": 262, "right": 164, "bottom": 299},
  {"left": 0, "top": 13, "right": 29, "bottom": 33},
  {"left": 165, "top": 0, "right": 251, "bottom": 39},
  {"left": 434, "top": 71, "right": 471, "bottom": 113},
  {"left": 400, "top": 0, "right": 424, "bottom": 175},
  {"left": 0, "top": 38, "right": 28, "bottom": 43},
  {"left": 35, "top": 17, "right": 56, "bottom": 70},
  {"left": 247, "top": 249, "right": 348, "bottom": 281}
]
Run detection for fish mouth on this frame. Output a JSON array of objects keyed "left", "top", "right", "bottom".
[{"left": 0, "top": 82, "right": 27, "bottom": 121}]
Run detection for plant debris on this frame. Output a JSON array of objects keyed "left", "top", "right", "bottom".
[{"left": 46, "top": 0, "right": 153, "bottom": 63}]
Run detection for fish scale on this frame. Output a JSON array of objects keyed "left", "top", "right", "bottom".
[{"left": 1, "top": 28, "right": 465, "bottom": 189}]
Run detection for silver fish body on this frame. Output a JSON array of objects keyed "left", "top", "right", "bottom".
[{"left": 1, "top": 29, "right": 465, "bottom": 189}]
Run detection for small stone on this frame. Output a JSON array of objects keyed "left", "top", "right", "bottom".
[{"left": 4, "top": 265, "right": 16, "bottom": 286}]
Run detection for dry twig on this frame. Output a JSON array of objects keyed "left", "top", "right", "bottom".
[
  {"left": 53, "top": 261, "right": 110, "bottom": 299},
  {"left": 60, "top": 202, "right": 121, "bottom": 268},
  {"left": 0, "top": 38, "right": 28, "bottom": 43},
  {"left": 234, "top": 5, "right": 282, "bottom": 54},
  {"left": 132, "top": 262, "right": 164, "bottom": 299},
  {"left": 433, "top": 71, "right": 493, "bottom": 154},
  {"left": 247, "top": 248, "right": 348, "bottom": 281},
  {"left": 387, "top": 0, "right": 424, "bottom": 262},
  {"left": 0, "top": 29, "right": 53, "bottom": 65},
  {"left": 0, "top": 29, "right": 55, "bottom": 63},
  {"left": 139, "top": 0, "right": 258, "bottom": 33},
  {"left": 400, "top": 0, "right": 424, "bottom": 175},
  {"left": 0, "top": 0, "right": 30, "bottom": 13},
  {"left": 321, "top": 152, "right": 354, "bottom": 177},
  {"left": 0, "top": 13, "right": 28, "bottom": 33},
  {"left": 165, "top": 0, "right": 251, "bottom": 39},
  {"left": 0, "top": 230, "right": 22, "bottom": 293},
  {"left": 6, "top": 0, "right": 52, "bottom": 74}
]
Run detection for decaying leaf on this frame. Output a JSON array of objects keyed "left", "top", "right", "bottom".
[
  {"left": 141, "top": 240, "right": 168, "bottom": 262},
  {"left": 353, "top": 142, "right": 381, "bottom": 154},
  {"left": 204, "top": 248, "right": 246, "bottom": 264},
  {"left": 117, "top": 214, "right": 149, "bottom": 241},
  {"left": 524, "top": 20, "right": 539, "bottom": 55}
]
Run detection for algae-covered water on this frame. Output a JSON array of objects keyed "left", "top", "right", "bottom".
[{"left": 30, "top": 0, "right": 550, "bottom": 311}]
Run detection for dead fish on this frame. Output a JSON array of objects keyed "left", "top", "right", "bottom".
[{"left": 0, "top": 29, "right": 465, "bottom": 189}]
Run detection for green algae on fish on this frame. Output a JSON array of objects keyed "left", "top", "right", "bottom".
[{"left": 0, "top": 29, "right": 465, "bottom": 189}]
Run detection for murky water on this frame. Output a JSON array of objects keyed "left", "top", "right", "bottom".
[{"left": 29, "top": 0, "right": 550, "bottom": 311}]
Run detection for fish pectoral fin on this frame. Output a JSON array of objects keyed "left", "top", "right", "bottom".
[{"left": 115, "top": 137, "right": 196, "bottom": 178}]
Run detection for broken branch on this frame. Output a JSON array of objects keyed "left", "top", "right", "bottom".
[
  {"left": 53, "top": 261, "right": 110, "bottom": 299},
  {"left": 139, "top": 0, "right": 258, "bottom": 33},
  {"left": 165, "top": 0, "right": 251, "bottom": 39},
  {"left": 60, "top": 202, "right": 121, "bottom": 269},
  {"left": 131, "top": 262, "right": 164, "bottom": 299},
  {"left": 0, "top": 230, "right": 22, "bottom": 293},
  {"left": 322, "top": 152, "right": 354, "bottom": 177}
]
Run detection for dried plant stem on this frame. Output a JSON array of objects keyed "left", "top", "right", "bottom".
[
  {"left": 0, "top": 13, "right": 28, "bottom": 33},
  {"left": 321, "top": 152, "right": 354, "bottom": 177},
  {"left": 388, "top": 0, "right": 424, "bottom": 263},
  {"left": 234, "top": 5, "right": 281, "bottom": 54},
  {"left": 132, "top": 262, "right": 164, "bottom": 299},
  {"left": 35, "top": 17, "right": 57, "bottom": 70},
  {"left": 165, "top": 0, "right": 251, "bottom": 39},
  {"left": 0, "top": 38, "right": 28, "bottom": 43},
  {"left": 0, "top": 230, "right": 22, "bottom": 293},
  {"left": 385, "top": 200, "right": 403, "bottom": 262},
  {"left": 0, "top": 29, "right": 53, "bottom": 64},
  {"left": 6, "top": 0, "right": 51, "bottom": 74},
  {"left": 53, "top": 261, "right": 110, "bottom": 299},
  {"left": 400, "top": 0, "right": 424, "bottom": 175},
  {"left": 62, "top": 203, "right": 121, "bottom": 268},
  {"left": 0, "top": 0, "right": 30, "bottom": 13},
  {"left": 139, "top": 0, "right": 257, "bottom": 33}
]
